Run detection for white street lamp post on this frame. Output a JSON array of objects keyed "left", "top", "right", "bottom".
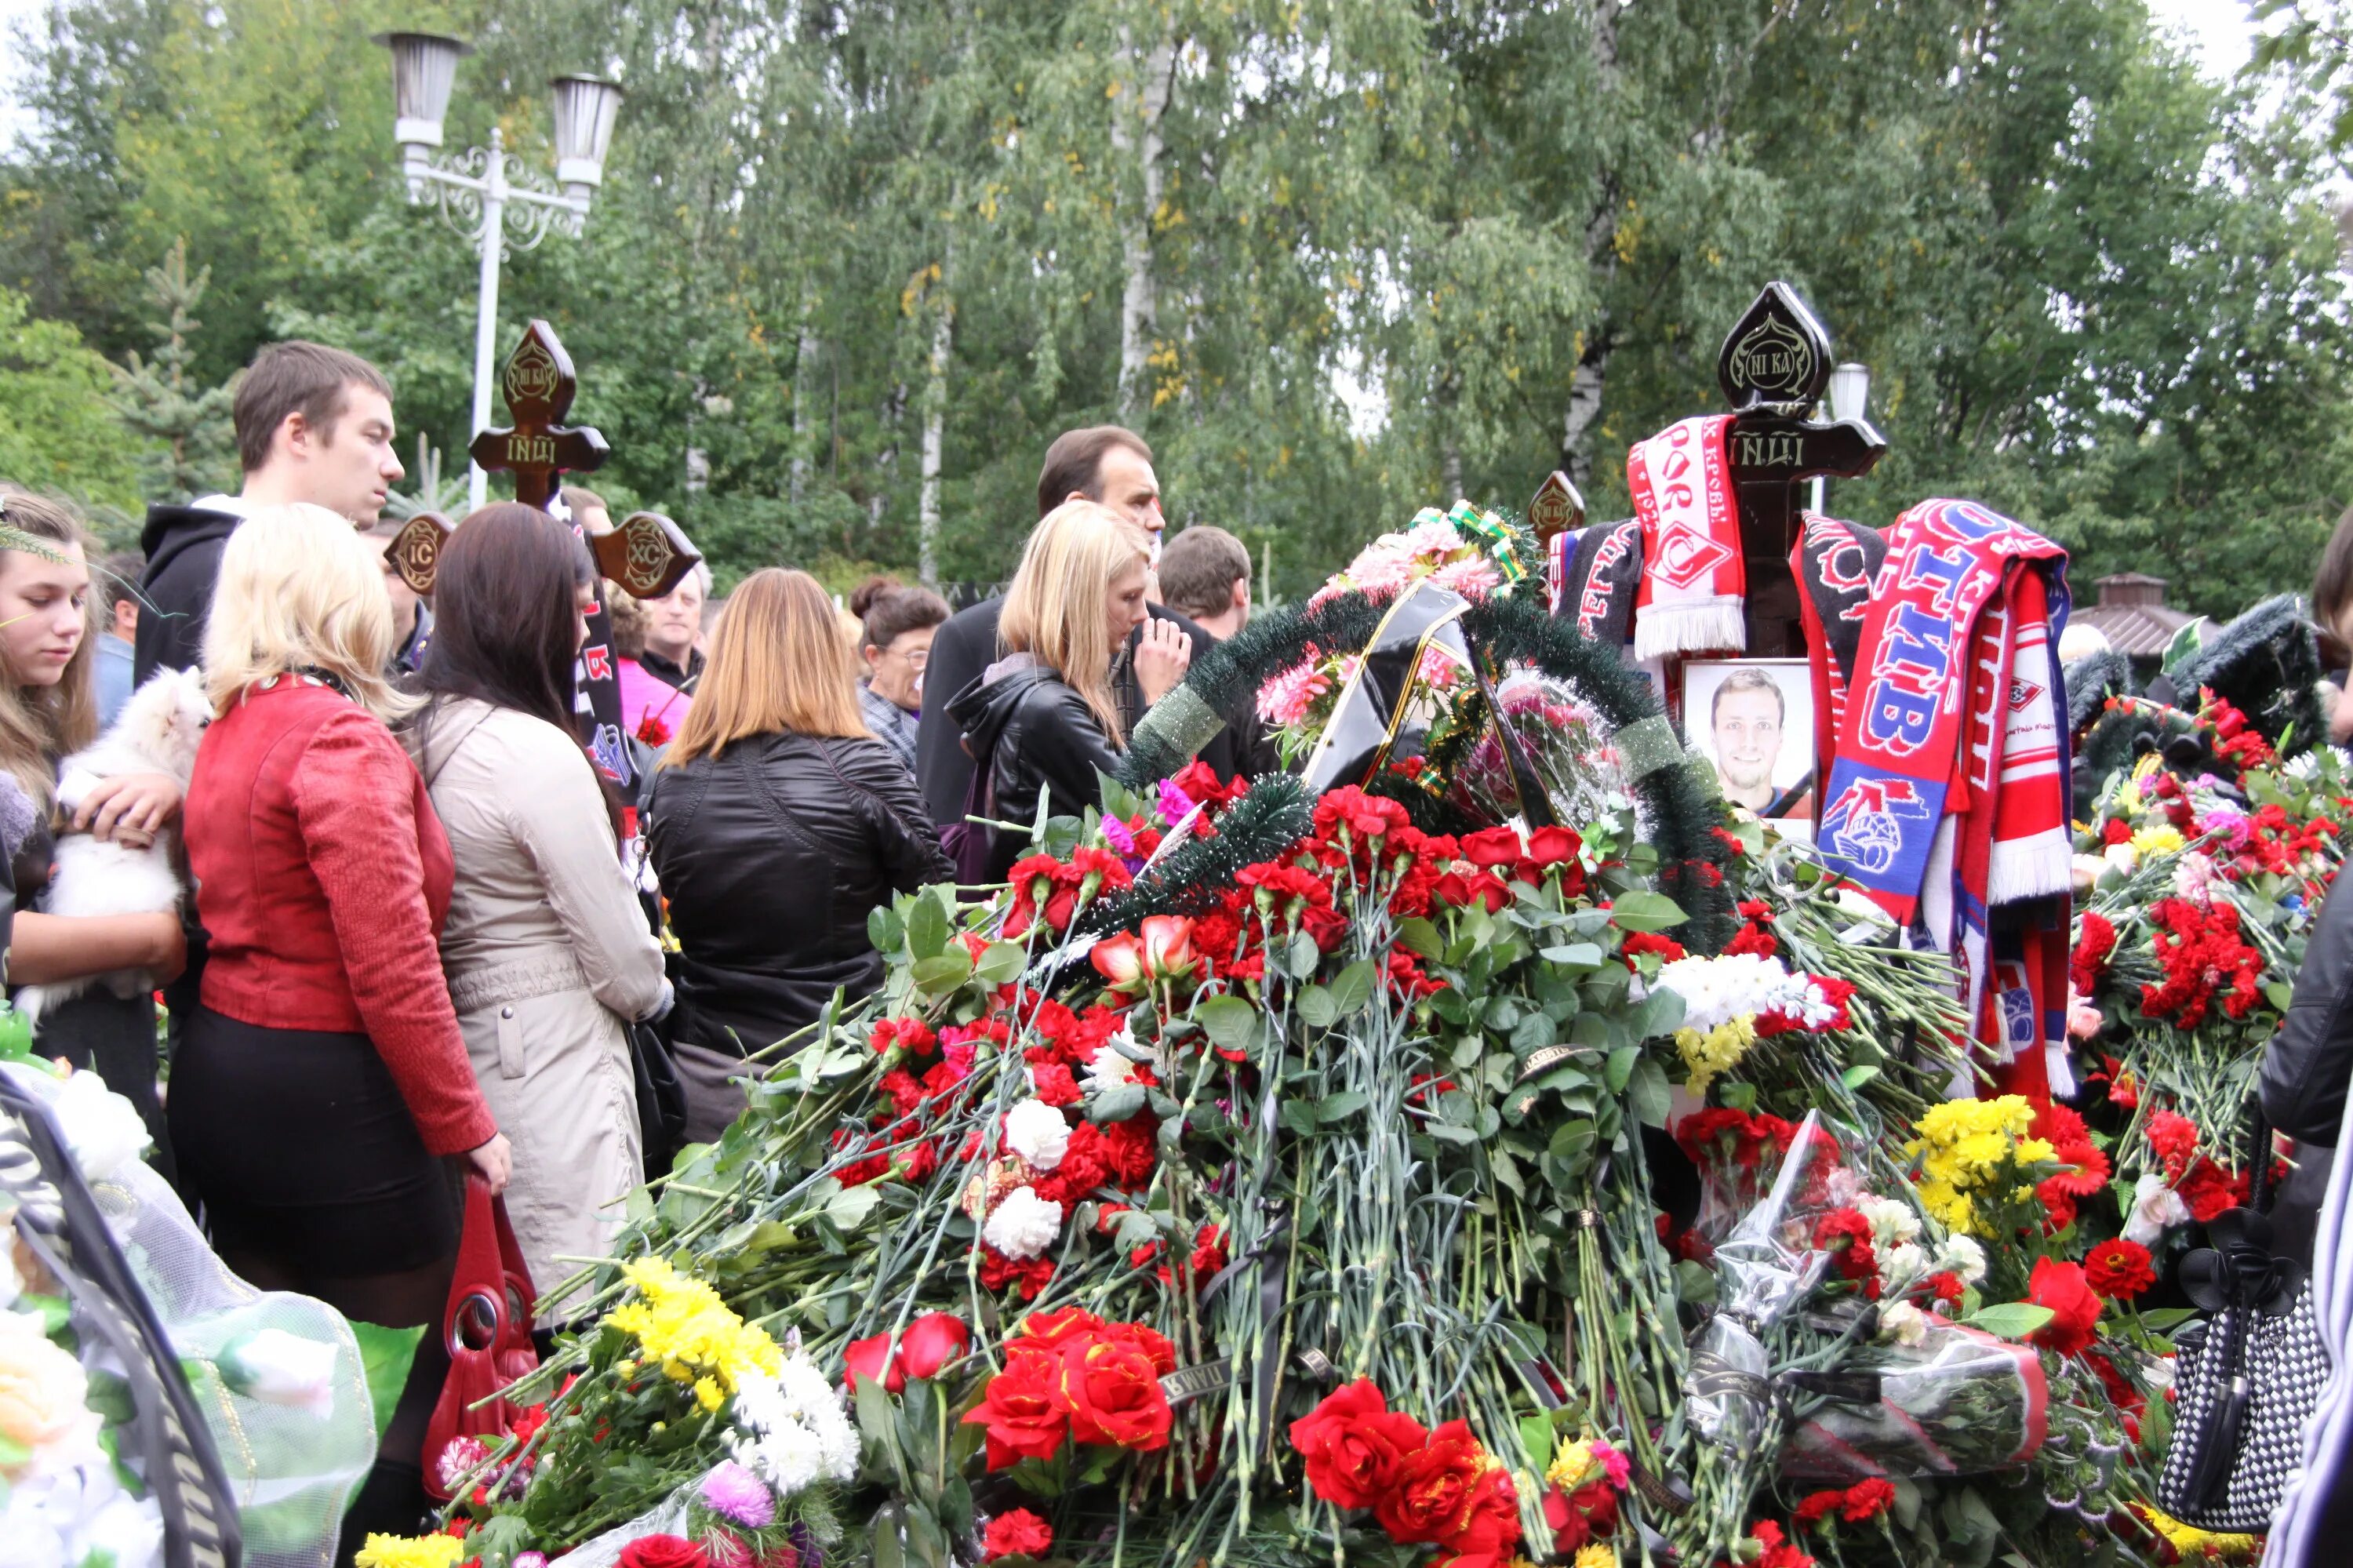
[
  {"left": 378, "top": 33, "right": 623, "bottom": 511},
  {"left": 1811, "top": 360, "right": 1872, "bottom": 515}
]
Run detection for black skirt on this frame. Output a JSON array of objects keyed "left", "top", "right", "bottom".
[{"left": 169, "top": 1005, "right": 457, "bottom": 1279}]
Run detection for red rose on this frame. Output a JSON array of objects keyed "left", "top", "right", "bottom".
[
  {"left": 2027, "top": 1257, "right": 2103, "bottom": 1356},
  {"left": 1523, "top": 824, "right": 1581, "bottom": 870},
  {"left": 959, "top": 1352, "right": 1070, "bottom": 1469},
  {"left": 1374, "top": 1419, "right": 1492, "bottom": 1544},
  {"left": 2084, "top": 1238, "right": 2157, "bottom": 1300},
  {"left": 1014, "top": 1306, "right": 1106, "bottom": 1353},
  {"left": 1460, "top": 827, "right": 1523, "bottom": 871},
  {"left": 1060, "top": 1330, "right": 1175, "bottom": 1450},
  {"left": 1436, "top": 870, "right": 1510, "bottom": 913},
  {"left": 1287, "top": 1378, "right": 1428, "bottom": 1509},
  {"left": 1439, "top": 1464, "right": 1522, "bottom": 1557},
  {"left": 842, "top": 1314, "right": 968, "bottom": 1392},
  {"left": 1096, "top": 1319, "right": 1178, "bottom": 1376},
  {"left": 981, "top": 1508, "right": 1054, "bottom": 1562},
  {"left": 620, "top": 1537, "right": 707, "bottom": 1568}
]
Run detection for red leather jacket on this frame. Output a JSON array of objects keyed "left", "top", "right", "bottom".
[{"left": 186, "top": 675, "right": 495, "bottom": 1156}]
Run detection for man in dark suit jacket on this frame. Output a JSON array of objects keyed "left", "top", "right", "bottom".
[{"left": 916, "top": 427, "right": 1238, "bottom": 827}]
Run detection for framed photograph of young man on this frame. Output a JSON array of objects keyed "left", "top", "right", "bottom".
[{"left": 1680, "top": 659, "right": 1815, "bottom": 820}]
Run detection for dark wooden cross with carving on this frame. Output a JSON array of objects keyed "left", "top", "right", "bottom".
[
  {"left": 1713, "top": 282, "right": 1887, "bottom": 657},
  {"left": 387, "top": 319, "right": 704, "bottom": 794}
]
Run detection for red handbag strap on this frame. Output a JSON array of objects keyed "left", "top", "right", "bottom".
[
  {"left": 489, "top": 1188, "right": 539, "bottom": 1341},
  {"left": 442, "top": 1174, "right": 511, "bottom": 1355}
]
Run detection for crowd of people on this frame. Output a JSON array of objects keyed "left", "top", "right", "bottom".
[{"left": 0, "top": 338, "right": 1267, "bottom": 1559}]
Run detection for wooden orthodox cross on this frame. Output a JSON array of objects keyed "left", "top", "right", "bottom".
[
  {"left": 1713, "top": 282, "right": 1887, "bottom": 657},
  {"left": 386, "top": 319, "right": 705, "bottom": 791}
]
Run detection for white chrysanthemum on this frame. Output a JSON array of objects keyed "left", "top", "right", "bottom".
[
  {"left": 1653, "top": 953, "right": 1837, "bottom": 1034},
  {"left": 1003, "top": 1100, "right": 1070, "bottom": 1172},
  {"left": 1857, "top": 1193, "right": 1921, "bottom": 1249},
  {"left": 813, "top": 1401, "right": 860, "bottom": 1481},
  {"left": 736, "top": 1417, "right": 824, "bottom": 1495},
  {"left": 981, "top": 1187, "right": 1064, "bottom": 1261},
  {"left": 1877, "top": 1301, "right": 1929, "bottom": 1348},
  {"left": 1935, "top": 1234, "right": 1988, "bottom": 1286},
  {"left": 49, "top": 1069, "right": 150, "bottom": 1182},
  {"left": 1084, "top": 1046, "right": 1141, "bottom": 1091},
  {"left": 2123, "top": 1173, "right": 2192, "bottom": 1246}
]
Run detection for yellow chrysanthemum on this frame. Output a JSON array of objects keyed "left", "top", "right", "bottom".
[
  {"left": 1675, "top": 1016, "right": 1758, "bottom": 1097},
  {"left": 2131, "top": 824, "right": 2186, "bottom": 857},
  {"left": 354, "top": 1536, "right": 466, "bottom": 1568},
  {"left": 2016, "top": 1137, "right": 2057, "bottom": 1168},
  {"left": 1574, "top": 1548, "right": 1619, "bottom": 1568},
  {"left": 2136, "top": 1503, "right": 2259, "bottom": 1563},
  {"left": 603, "top": 1256, "right": 782, "bottom": 1393},
  {"left": 694, "top": 1375, "right": 726, "bottom": 1412},
  {"left": 1546, "top": 1435, "right": 1598, "bottom": 1493}
]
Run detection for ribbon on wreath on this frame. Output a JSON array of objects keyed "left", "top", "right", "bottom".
[
  {"left": 1438, "top": 499, "right": 1533, "bottom": 591},
  {"left": 1809, "top": 500, "right": 2073, "bottom": 1095}
]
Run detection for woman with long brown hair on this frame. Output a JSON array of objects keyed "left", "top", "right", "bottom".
[
  {"left": 0, "top": 489, "right": 187, "bottom": 1165},
  {"left": 645, "top": 568, "right": 949, "bottom": 1140},
  {"left": 406, "top": 504, "right": 669, "bottom": 1313}
]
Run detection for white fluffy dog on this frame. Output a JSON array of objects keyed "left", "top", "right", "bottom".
[{"left": 17, "top": 665, "right": 211, "bottom": 1024}]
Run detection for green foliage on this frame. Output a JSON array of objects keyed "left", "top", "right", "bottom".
[
  {"left": 0, "top": 283, "right": 144, "bottom": 518},
  {"left": 0, "top": 0, "right": 2347, "bottom": 610},
  {"left": 106, "top": 236, "right": 237, "bottom": 502}
]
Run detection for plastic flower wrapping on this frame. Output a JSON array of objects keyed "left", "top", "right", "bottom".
[{"left": 0, "top": 1051, "right": 371, "bottom": 1568}]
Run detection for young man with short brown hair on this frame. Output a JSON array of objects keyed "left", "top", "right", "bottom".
[{"left": 134, "top": 340, "right": 404, "bottom": 682}]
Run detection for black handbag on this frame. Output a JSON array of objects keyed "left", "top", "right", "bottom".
[
  {"left": 630, "top": 1020, "right": 689, "bottom": 1179},
  {"left": 2157, "top": 1103, "right": 2329, "bottom": 1532}
]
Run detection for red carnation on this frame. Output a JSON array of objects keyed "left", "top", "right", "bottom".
[
  {"left": 2071, "top": 911, "right": 2118, "bottom": 997},
  {"left": 1794, "top": 1489, "right": 1842, "bottom": 1526},
  {"left": 2084, "top": 1238, "right": 2156, "bottom": 1300},
  {"left": 2027, "top": 1257, "right": 2103, "bottom": 1356},
  {"left": 982, "top": 1508, "right": 1053, "bottom": 1562},
  {"left": 1841, "top": 1478, "right": 1896, "bottom": 1523},
  {"left": 1288, "top": 1379, "right": 1428, "bottom": 1510}
]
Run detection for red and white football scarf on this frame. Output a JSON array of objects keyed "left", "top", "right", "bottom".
[
  {"left": 1627, "top": 416, "right": 1744, "bottom": 661},
  {"left": 1809, "top": 500, "right": 2072, "bottom": 1099}
]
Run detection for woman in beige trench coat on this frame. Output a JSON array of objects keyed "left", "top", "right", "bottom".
[{"left": 404, "top": 506, "right": 669, "bottom": 1319}]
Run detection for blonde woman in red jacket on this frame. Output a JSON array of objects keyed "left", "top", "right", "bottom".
[{"left": 176, "top": 503, "right": 510, "bottom": 1544}]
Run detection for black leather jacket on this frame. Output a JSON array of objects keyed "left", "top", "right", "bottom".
[
  {"left": 2263, "top": 880, "right": 2353, "bottom": 1148},
  {"left": 645, "top": 731, "right": 950, "bottom": 1057},
  {"left": 945, "top": 660, "right": 1120, "bottom": 882}
]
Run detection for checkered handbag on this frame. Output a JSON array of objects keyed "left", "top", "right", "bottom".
[{"left": 2158, "top": 1282, "right": 2329, "bottom": 1532}]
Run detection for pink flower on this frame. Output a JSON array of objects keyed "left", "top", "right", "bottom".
[
  {"left": 1092, "top": 933, "right": 1145, "bottom": 991},
  {"left": 1417, "top": 643, "right": 1464, "bottom": 688},
  {"left": 699, "top": 1461, "right": 775, "bottom": 1527},
  {"left": 1139, "top": 916, "right": 1198, "bottom": 979},
  {"left": 1257, "top": 660, "right": 1332, "bottom": 727},
  {"left": 1588, "top": 1439, "right": 1631, "bottom": 1491},
  {"left": 1345, "top": 544, "right": 1416, "bottom": 592},
  {"left": 1430, "top": 555, "right": 1501, "bottom": 598},
  {"left": 1396, "top": 518, "right": 1466, "bottom": 558},
  {"left": 2068, "top": 999, "right": 2104, "bottom": 1040}
]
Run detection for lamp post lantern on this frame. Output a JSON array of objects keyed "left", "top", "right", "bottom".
[
  {"left": 1810, "top": 360, "right": 1873, "bottom": 515},
  {"left": 378, "top": 32, "right": 624, "bottom": 511}
]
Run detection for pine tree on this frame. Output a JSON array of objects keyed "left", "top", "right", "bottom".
[{"left": 107, "top": 238, "right": 236, "bottom": 502}]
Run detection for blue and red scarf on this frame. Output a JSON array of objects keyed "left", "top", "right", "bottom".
[{"left": 1804, "top": 499, "right": 2074, "bottom": 1099}]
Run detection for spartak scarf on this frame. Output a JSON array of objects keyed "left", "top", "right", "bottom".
[
  {"left": 1547, "top": 518, "right": 1644, "bottom": 649},
  {"left": 1627, "top": 415, "right": 1744, "bottom": 661},
  {"left": 1791, "top": 511, "right": 1887, "bottom": 795},
  {"left": 1813, "top": 500, "right": 2072, "bottom": 1090}
]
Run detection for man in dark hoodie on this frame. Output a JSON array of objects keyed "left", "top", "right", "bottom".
[
  {"left": 915, "top": 427, "right": 1238, "bottom": 827},
  {"left": 134, "top": 340, "right": 404, "bottom": 683}
]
